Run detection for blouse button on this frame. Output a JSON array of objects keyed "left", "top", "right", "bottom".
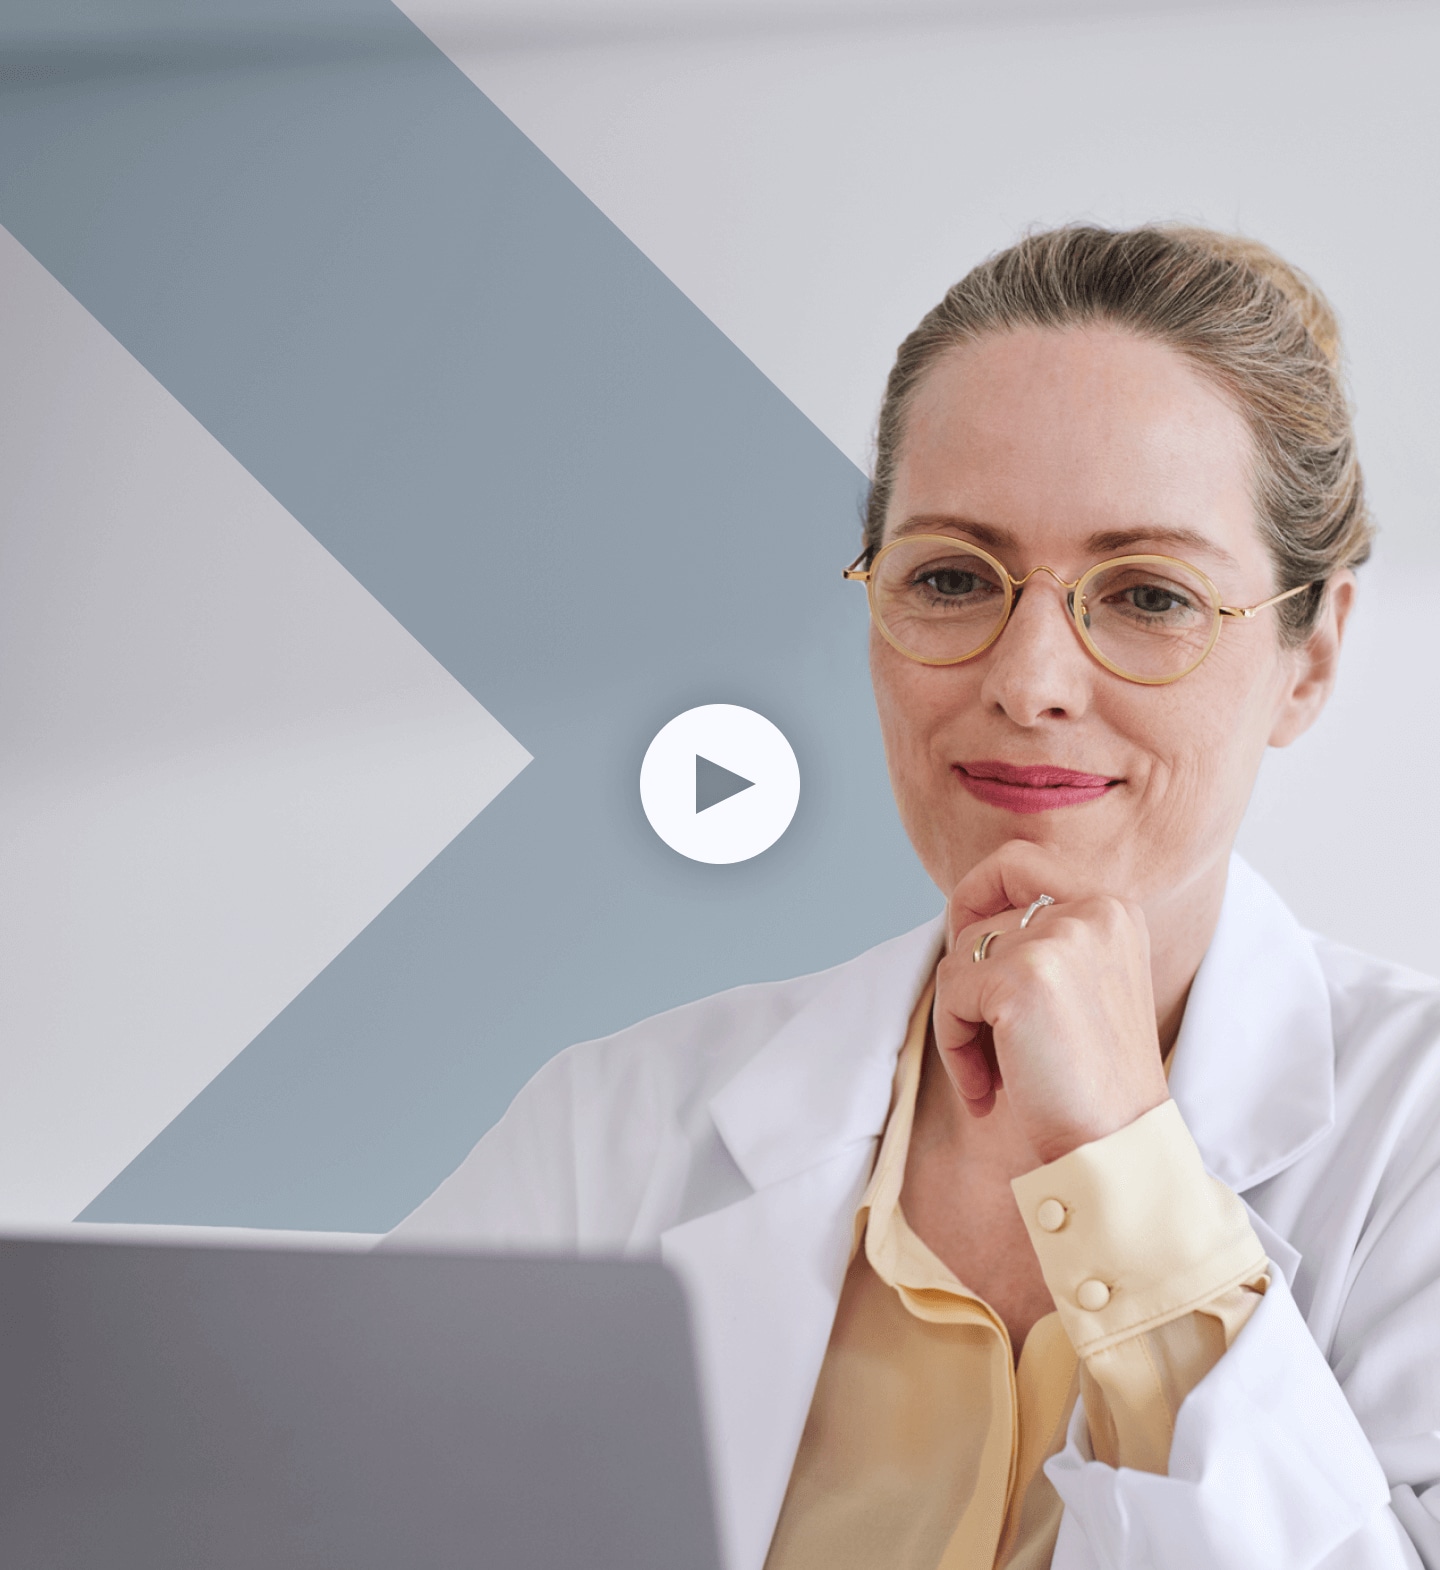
[
  {"left": 1036, "top": 1198, "right": 1067, "bottom": 1233},
  {"left": 1076, "top": 1278, "right": 1111, "bottom": 1311}
]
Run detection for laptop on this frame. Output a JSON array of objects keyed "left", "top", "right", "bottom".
[{"left": 0, "top": 1236, "right": 723, "bottom": 1570}]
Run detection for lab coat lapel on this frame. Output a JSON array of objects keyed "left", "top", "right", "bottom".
[
  {"left": 1168, "top": 853, "right": 1336, "bottom": 1195},
  {"left": 661, "top": 916, "right": 945, "bottom": 1570},
  {"left": 662, "top": 1151, "right": 874, "bottom": 1570}
]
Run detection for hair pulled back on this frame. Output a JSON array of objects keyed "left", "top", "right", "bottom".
[{"left": 865, "top": 224, "right": 1372, "bottom": 640}]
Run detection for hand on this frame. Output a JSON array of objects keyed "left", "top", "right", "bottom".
[{"left": 933, "top": 839, "right": 1171, "bottom": 1165}]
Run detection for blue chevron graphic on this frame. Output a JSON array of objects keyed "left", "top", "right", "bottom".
[{"left": 0, "top": 0, "right": 937, "bottom": 1230}]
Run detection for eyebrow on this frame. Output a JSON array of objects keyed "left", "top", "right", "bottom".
[{"left": 890, "top": 514, "right": 1241, "bottom": 572}]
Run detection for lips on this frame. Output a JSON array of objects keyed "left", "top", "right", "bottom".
[{"left": 955, "top": 759, "right": 1119, "bottom": 814}]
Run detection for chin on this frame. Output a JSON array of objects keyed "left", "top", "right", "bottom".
[{"left": 924, "top": 803, "right": 1130, "bottom": 894}]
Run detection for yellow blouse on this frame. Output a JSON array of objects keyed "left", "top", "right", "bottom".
[{"left": 765, "top": 981, "right": 1270, "bottom": 1570}]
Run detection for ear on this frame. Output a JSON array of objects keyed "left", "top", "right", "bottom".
[{"left": 1267, "top": 571, "right": 1356, "bottom": 748}]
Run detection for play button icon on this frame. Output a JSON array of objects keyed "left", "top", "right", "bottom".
[
  {"left": 696, "top": 755, "right": 753, "bottom": 814},
  {"left": 641, "top": 704, "right": 800, "bottom": 864}
]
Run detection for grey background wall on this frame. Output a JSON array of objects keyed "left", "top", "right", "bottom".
[
  {"left": 0, "top": 0, "right": 936, "bottom": 1235},
  {"left": 0, "top": 0, "right": 1435, "bottom": 1235}
]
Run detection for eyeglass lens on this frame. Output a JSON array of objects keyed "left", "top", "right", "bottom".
[{"left": 870, "top": 537, "right": 1221, "bottom": 681}]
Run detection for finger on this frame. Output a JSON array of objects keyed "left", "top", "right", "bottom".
[
  {"left": 932, "top": 945, "right": 1006, "bottom": 1114},
  {"left": 933, "top": 914, "right": 1029, "bottom": 1088},
  {"left": 947, "top": 1030, "right": 1000, "bottom": 1118},
  {"left": 946, "top": 906, "right": 1029, "bottom": 980},
  {"left": 947, "top": 839, "right": 1094, "bottom": 946}
]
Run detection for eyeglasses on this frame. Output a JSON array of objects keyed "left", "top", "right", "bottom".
[{"left": 843, "top": 535, "right": 1315, "bottom": 686}]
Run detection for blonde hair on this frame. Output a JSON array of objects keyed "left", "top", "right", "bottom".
[{"left": 865, "top": 224, "right": 1372, "bottom": 639}]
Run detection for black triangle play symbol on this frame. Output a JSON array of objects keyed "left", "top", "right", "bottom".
[{"left": 695, "top": 754, "right": 755, "bottom": 814}]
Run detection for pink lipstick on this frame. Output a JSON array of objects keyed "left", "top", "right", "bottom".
[{"left": 955, "top": 760, "right": 1119, "bottom": 814}]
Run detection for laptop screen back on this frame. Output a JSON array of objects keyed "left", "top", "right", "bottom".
[{"left": 0, "top": 1238, "right": 721, "bottom": 1570}]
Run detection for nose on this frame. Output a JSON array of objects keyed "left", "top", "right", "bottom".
[{"left": 978, "top": 573, "right": 1093, "bottom": 724}]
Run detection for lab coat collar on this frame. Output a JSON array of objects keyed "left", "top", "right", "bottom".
[
  {"left": 1168, "top": 853, "right": 1336, "bottom": 1194},
  {"left": 707, "top": 914, "right": 947, "bottom": 1192}
]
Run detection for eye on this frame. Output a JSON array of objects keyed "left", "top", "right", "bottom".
[
  {"left": 922, "top": 568, "right": 983, "bottom": 597},
  {"left": 1091, "top": 570, "right": 1208, "bottom": 626},
  {"left": 878, "top": 543, "right": 1008, "bottom": 619},
  {"left": 1126, "top": 583, "right": 1188, "bottom": 615},
  {"left": 906, "top": 557, "right": 1006, "bottom": 603}
]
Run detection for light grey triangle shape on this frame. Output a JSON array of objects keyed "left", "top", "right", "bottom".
[{"left": 695, "top": 754, "right": 755, "bottom": 814}]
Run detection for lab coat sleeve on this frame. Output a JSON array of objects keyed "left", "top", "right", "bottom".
[
  {"left": 379, "top": 1005, "right": 736, "bottom": 1251},
  {"left": 1037, "top": 1117, "right": 1440, "bottom": 1570},
  {"left": 380, "top": 1048, "right": 583, "bottom": 1249}
]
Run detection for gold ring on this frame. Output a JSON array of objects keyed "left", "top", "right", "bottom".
[{"left": 972, "top": 929, "right": 1002, "bottom": 963}]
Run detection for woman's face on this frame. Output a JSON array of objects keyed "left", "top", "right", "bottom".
[{"left": 872, "top": 325, "right": 1347, "bottom": 914}]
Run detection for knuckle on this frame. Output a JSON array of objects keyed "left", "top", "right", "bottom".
[
  {"left": 1042, "top": 911, "right": 1086, "bottom": 946},
  {"left": 1017, "top": 941, "right": 1067, "bottom": 987},
  {"left": 1073, "top": 894, "right": 1129, "bottom": 932},
  {"left": 936, "top": 950, "right": 966, "bottom": 989}
]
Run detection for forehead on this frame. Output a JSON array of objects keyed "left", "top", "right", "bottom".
[{"left": 887, "top": 326, "right": 1262, "bottom": 573}]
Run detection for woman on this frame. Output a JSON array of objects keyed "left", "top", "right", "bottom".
[{"left": 387, "top": 226, "right": 1440, "bottom": 1570}]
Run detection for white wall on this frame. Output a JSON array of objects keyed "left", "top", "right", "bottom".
[
  {"left": 404, "top": 0, "right": 1440, "bottom": 973},
  {"left": 401, "top": 0, "right": 1360, "bottom": 47}
]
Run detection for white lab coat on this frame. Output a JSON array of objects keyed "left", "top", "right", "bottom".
[{"left": 388, "top": 856, "right": 1440, "bottom": 1570}]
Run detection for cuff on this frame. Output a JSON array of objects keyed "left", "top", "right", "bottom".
[{"left": 1011, "top": 1099, "right": 1268, "bottom": 1357}]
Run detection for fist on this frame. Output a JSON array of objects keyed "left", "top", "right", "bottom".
[{"left": 934, "top": 839, "right": 1171, "bottom": 1164}]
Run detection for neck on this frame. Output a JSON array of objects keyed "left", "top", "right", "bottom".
[{"left": 1142, "top": 847, "right": 1232, "bottom": 1058}]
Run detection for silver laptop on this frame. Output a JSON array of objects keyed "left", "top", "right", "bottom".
[{"left": 0, "top": 1237, "right": 722, "bottom": 1570}]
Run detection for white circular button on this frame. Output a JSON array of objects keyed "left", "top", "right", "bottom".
[
  {"left": 1036, "top": 1198, "right": 1067, "bottom": 1233},
  {"left": 640, "top": 704, "right": 801, "bottom": 865},
  {"left": 1076, "top": 1279, "right": 1111, "bottom": 1312}
]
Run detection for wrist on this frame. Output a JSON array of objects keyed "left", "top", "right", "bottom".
[{"left": 1031, "top": 1086, "right": 1172, "bottom": 1165}]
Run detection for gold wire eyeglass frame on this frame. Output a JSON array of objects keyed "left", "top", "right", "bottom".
[{"left": 843, "top": 535, "right": 1316, "bottom": 686}]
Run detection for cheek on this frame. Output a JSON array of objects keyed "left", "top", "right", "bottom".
[
  {"left": 1129, "top": 646, "right": 1286, "bottom": 823},
  {"left": 868, "top": 634, "right": 991, "bottom": 853},
  {"left": 870, "top": 634, "right": 955, "bottom": 771},
  {"left": 869, "top": 634, "right": 976, "bottom": 884}
]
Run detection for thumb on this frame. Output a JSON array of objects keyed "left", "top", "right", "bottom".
[{"left": 933, "top": 1009, "right": 1000, "bottom": 1117}]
